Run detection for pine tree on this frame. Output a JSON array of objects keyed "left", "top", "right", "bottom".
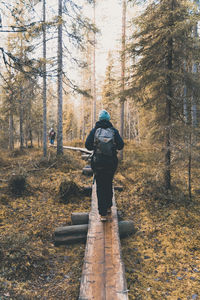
[
  {"left": 1, "top": 0, "right": 95, "bottom": 153},
  {"left": 129, "top": 0, "right": 200, "bottom": 189},
  {"left": 120, "top": 0, "right": 127, "bottom": 160},
  {"left": 57, "top": 0, "right": 63, "bottom": 155}
]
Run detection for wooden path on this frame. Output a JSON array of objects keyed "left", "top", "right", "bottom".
[{"left": 79, "top": 183, "right": 129, "bottom": 300}]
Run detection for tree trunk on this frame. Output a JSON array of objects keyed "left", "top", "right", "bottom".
[
  {"left": 188, "top": 131, "right": 192, "bottom": 200},
  {"left": 19, "top": 97, "right": 24, "bottom": 150},
  {"left": 82, "top": 97, "right": 85, "bottom": 141},
  {"left": 42, "top": 0, "right": 47, "bottom": 157},
  {"left": 183, "top": 86, "right": 188, "bottom": 122},
  {"left": 92, "top": 0, "right": 96, "bottom": 126},
  {"left": 30, "top": 128, "right": 33, "bottom": 147},
  {"left": 25, "top": 127, "right": 28, "bottom": 148},
  {"left": 192, "top": 63, "right": 197, "bottom": 128},
  {"left": 164, "top": 0, "right": 174, "bottom": 190},
  {"left": 57, "top": 0, "right": 63, "bottom": 155},
  {"left": 187, "top": 16, "right": 199, "bottom": 198},
  {"left": 37, "top": 131, "right": 40, "bottom": 148},
  {"left": 120, "top": 0, "right": 126, "bottom": 160},
  {"left": 9, "top": 111, "right": 14, "bottom": 150}
]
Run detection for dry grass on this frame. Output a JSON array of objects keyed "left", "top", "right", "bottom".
[
  {"left": 0, "top": 147, "right": 91, "bottom": 299},
  {"left": 0, "top": 144, "right": 200, "bottom": 299},
  {"left": 116, "top": 143, "right": 200, "bottom": 300}
]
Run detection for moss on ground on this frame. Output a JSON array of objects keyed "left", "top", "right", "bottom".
[
  {"left": 0, "top": 144, "right": 200, "bottom": 299},
  {"left": 0, "top": 148, "right": 90, "bottom": 299},
  {"left": 116, "top": 144, "right": 200, "bottom": 300}
]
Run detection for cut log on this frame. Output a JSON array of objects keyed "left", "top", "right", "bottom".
[
  {"left": 114, "top": 186, "right": 124, "bottom": 192},
  {"left": 54, "top": 220, "right": 136, "bottom": 246},
  {"left": 54, "top": 234, "right": 87, "bottom": 246},
  {"left": 71, "top": 211, "right": 124, "bottom": 224},
  {"left": 54, "top": 224, "right": 88, "bottom": 236},
  {"left": 82, "top": 165, "right": 93, "bottom": 176},
  {"left": 119, "top": 220, "right": 137, "bottom": 238},
  {"left": 71, "top": 212, "right": 89, "bottom": 225}
]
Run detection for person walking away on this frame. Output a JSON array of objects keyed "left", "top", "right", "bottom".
[
  {"left": 85, "top": 109, "right": 124, "bottom": 222},
  {"left": 49, "top": 128, "right": 56, "bottom": 145}
]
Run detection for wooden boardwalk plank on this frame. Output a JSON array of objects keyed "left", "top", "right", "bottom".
[{"left": 79, "top": 183, "right": 128, "bottom": 300}]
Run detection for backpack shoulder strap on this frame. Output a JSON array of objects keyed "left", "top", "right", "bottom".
[{"left": 94, "top": 128, "right": 101, "bottom": 141}]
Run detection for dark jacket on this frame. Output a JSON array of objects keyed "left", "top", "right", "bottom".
[
  {"left": 85, "top": 120, "right": 124, "bottom": 172},
  {"left": 85, "top": 120, "right": 124, "bottom": 153},
  {"left": 85, "top": 120, "right": 124, "bottom": 169}
]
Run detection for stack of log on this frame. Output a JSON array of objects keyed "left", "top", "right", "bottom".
[{"left": 53, "top": 212, "right": 136, "bottom": 246}]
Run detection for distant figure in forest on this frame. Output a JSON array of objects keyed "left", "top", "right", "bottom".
[
  {"left": 49, "top": 128, "right": 56, "bottom": 145},
  {"left": 85, "top": 109, "right": 124, "bottom": 222}
]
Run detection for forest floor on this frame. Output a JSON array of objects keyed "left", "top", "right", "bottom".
[{"left": 0, "top": 144, "right": 200, "bottom": 300}]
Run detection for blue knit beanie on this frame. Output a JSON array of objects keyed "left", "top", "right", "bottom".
[{"left": 98, "top": 109, "right": 111, "bottom": 121}]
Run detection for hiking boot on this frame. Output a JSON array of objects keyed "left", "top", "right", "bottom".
[{"left": 100, "top": 215, "right": 107, "bottom": 222}]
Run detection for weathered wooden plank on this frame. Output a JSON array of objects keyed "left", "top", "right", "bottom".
[
  {"left": 79, "top": 183, "right": 129, "bottom": 300},
  {"left": 106, "top": 200, "right": 129, "bottom": 299}
]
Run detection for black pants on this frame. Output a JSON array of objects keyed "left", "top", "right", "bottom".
[{"left": 95, "top": 170, "right": 115, "bottom": 216}]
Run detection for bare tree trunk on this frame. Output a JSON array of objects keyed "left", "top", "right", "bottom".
[
  {"left": 92, "top": 0, "right": 96, "bottom": 126},
  {"left": 90, "top": 52, "right": 93, "bottom": 129},
  {"left": 192, "top": 19, "right": 198, "bottom": 129},
  {"left": 164, "top": 0, "right": 174, "bottom": 190},
  {"left": 188, "top": 130, "right": 192, "bottom": 200},
  {"left": 120, "top": 0, "right": 126, "bottom": 160},
  {"left": 192, "top": 63, "right": 197, "bottom": 128},
  {"left": 183, "top": 86, "right": 188, "bottom": 122},
  {"left": 9, "top": 111, "right": 14, "bottom": 150},
  {"left": 37, "top": 130, "right": 40, "bottom": 148},
  {"left": 30, "top": 128, "right": 33, "bottom": 147},
  {"left": 25, "top": 125, "right": 28, "bottom": 148},
  {"left": 42, "top": 0, "right": 47, "bottom": 157},
  {"left": 19, "top": 35, "right": 24, "bottom": 150},
  {"left": 57, "top": 0, "right": 63, "bottom": 155},
  {"left": 82, "top": 97, "right": 85, "bottom": 141},
  {"left": 187, "top": 14, "right": 199, "bottom": 199},
  {"left": 127, "top": 101, "right": 131, "bottom": 141},
  {"left": 19, "top": 97, "right": 24, "bottom": 150}
]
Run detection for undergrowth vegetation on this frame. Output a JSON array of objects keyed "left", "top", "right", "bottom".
[
  {"left": 0, "top": 143, "right": 199, "bottom": 299},
  {"left": 118, "top": 143, "right": 200, "bottom": 300}
]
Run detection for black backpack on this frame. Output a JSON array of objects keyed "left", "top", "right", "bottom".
[
  {"left": 92, "top": 127, "right": 116, "bottom": 171},
  {"left": 94, "top": 128, "right": 115, "bottom": 156},
  {"left": 50, "top": 130, "right": 55, "bottom": 138}
]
